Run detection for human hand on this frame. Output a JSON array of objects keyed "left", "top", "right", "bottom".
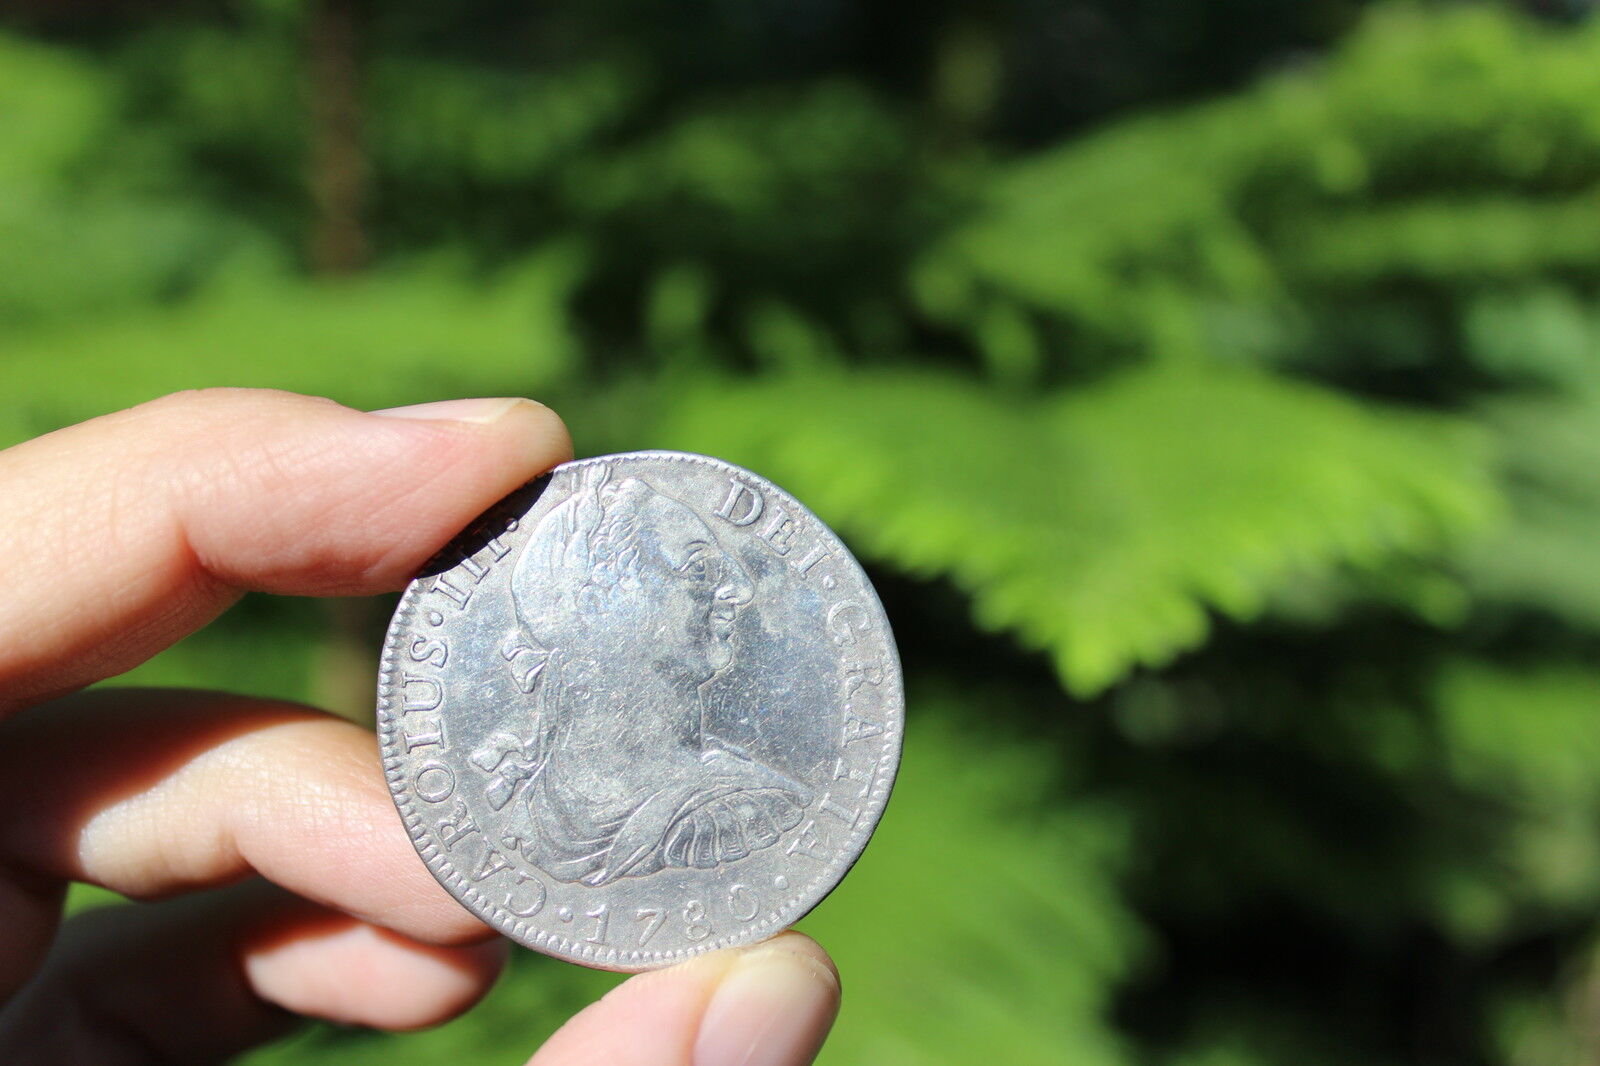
[{"left": 0, "top": 389, "right": 840, "bottom": 1064}]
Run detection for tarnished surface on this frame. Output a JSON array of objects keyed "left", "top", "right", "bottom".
[{"left": 378, "top": 451, "right": 902, "bottom": 970}]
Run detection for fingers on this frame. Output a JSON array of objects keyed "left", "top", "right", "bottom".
[
  {"left": 532, "top": 932, "right": 840, "bottom": 1066},
  {"left": 0, "top": 685, "right": 838, "bottom": 1065},
  {"left": 0, "top": 689, "right": 493, "bottom": 969},
  {"left": 243, "top": 906, "right": 507, "bottom": 1030},
  {"left": 0, "top": 388, "right": 571, "bottom": 714},
  {"left": 0, "top": 881, "right": 506, "bottom": 1063}
]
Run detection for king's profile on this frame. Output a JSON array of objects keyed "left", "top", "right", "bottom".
[{"left": 469, "top": 465, "right": 812, "bottom": 886}]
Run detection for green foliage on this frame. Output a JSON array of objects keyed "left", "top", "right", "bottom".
[
  {"left": 920, "top": 4, "right": 1600, "bottom": 381},
  {"left": 1459, "top": 356, "right": 1600, "bottom": 636},
  {"left": 0, "top": 249, "right": 584, "bottom": 446},
  {"left": 0, "top": 34, "right": 110, "bottom": 187},
  {"left": 1431, "top": 660, "right": 1600, "bottom": 930},
  {"left": 0, "top": 35, "right": 272, "bottom": 326},
  {"left": 660, "top": 365, "right": 1495, "bottom": 695}
]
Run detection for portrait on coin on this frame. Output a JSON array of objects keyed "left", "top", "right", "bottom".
[{"left": 468, "top": 465, "right": 813, "bottom": 887}]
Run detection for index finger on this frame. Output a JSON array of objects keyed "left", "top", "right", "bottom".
[{"left": 0, "top": 389, "right": 571, "bottom": 715}]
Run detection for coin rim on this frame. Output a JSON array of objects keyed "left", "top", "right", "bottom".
[{"left": 377, "top": 450, "right": 904, "bottom": 972}]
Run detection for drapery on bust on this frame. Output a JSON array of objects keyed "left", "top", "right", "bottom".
[{"left": 469, "top": 465, "right": 813, "bottom": 886}]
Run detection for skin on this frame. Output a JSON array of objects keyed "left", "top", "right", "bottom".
[{"left": 0, "top": 389, "right": 839, "bottom": 1065}]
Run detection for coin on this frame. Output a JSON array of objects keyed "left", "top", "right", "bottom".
[{"left": 377, "top": 451, "right": 903, "bottom": 971}]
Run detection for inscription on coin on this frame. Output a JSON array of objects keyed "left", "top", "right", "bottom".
[{"left": 378, "top": 451, "right": 903, "bottom": 971}]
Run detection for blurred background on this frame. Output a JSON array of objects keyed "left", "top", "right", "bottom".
[{"left": 4, "top": 0, "right": 1600, "bottom": 1062}]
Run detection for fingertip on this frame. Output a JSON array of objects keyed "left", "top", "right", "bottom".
[
  {"left": 178, "top": 391, "right": 572, "bottom": 594},
  {"left": 369, "top": 396, "right": 573, "bottom": 465},
  {"left": 480, "top": 395, "right": 575, "bottom": 470},
  {"left": 746, "top": 931, "right": 840, "bottom": 991},
  {"left": 241, "top": 916, "right": 508, "bottom": 1031},
  {"left": 532, "top": 933, "right": 840, "bottom": 1066},
  {"left": 33, "top": 694, "right": 499, "bottom": 948},
  {"left": 692, "top": 934, "right": 840, "bottom": 1066}
]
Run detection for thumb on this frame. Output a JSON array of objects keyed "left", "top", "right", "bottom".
[
  {"left": 0, "top": 388, "right": 570, "bottom": 711},
  {"left": 532, "top": 932, "right": 840, "bottom": 1066}
]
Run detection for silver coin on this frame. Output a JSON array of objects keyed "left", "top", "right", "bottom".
[{"left": 377, "top": 451, "right": 903, "bottom": 971}]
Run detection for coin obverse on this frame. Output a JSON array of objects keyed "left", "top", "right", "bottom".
[{"left": 377, "top": 451, "right": 903, "bottom": 971}]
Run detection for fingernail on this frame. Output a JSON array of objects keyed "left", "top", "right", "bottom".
[
  {"left": 370, "top": 397, "right": 537, "bottom": 424},
  {"left": 694, "top": 941, "right": 840, "bottom": 1066}
]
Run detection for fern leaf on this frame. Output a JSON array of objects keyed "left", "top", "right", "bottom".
[{"left": 659, "top": 365, "right": 1498, "bottom": 695}]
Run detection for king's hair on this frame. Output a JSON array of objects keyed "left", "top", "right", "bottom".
[{"left": 503, "top": 465, "right": 652, "bottom": 692}]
